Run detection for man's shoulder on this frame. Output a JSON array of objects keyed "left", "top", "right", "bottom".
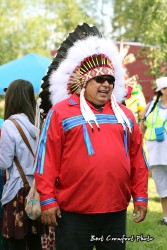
[
  {"left": 52, "top": 93, "right": 79, "bottom": 111},
  {"left": 50, "top": 94, "right": 80, "bottom": 120},
  {"left": 52, "top": 98, "right": 69, "bottom": 110}
]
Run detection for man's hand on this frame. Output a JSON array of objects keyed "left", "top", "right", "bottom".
[
  {"left": 132, "top": 205, "right": 147, "bottom": 223},
  {"left": 41, "top": 206, "right": 61, "bottom": 226}
]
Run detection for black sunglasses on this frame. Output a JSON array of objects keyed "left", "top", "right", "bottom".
[{"left": 94, "top": 76, "right": 115, "bottom": 85}]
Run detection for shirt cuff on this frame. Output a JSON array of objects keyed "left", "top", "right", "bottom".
[
  {"left": 133, "top": 197, "right": 148, "bottom": 207},
  {"left": 40, "top": 197, "right": 58, "bottom": 211}
]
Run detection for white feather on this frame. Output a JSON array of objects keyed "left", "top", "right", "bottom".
[{"left": 35, "top": 98, "right": 42, "bottom": 142}]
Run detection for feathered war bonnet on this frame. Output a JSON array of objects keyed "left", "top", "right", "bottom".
[{"left": 36, "top": 23, "right": 131, "bottom": 141}]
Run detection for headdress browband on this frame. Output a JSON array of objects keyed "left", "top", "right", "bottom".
[{"left": 68, "top": 54, "right": 115, "bottom": 94}]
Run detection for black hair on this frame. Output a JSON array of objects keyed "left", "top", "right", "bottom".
[{"left": 147, "top": 91, "right": 162, "bottom": 117}]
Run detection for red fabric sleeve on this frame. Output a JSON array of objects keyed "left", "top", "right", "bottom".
[
  {"left": 130, "top": 120, "right": 149, "bottom": 207},
  {"left": 34, "top": 109, "right": 65, "bottom": 211}
]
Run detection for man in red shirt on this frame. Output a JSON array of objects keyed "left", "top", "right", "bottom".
[{"left": 34, "top": 23, "right": 149, "bottom": 250}]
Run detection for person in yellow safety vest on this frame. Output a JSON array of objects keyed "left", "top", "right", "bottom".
[
  {"left": 140, "top": 76, "right": 167, "bottom": 226},
  {"left": 125, "top": 75, "right": 146, "bottom": 123}
]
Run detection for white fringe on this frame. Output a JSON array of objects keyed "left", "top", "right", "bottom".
[
  {"left": 35, "top": 98, "right": 42, "bottom": 142},
  {"left": 80, "top": 89, "right": 130, "bottom": 132},
  {"left": 80, "top": 88, "right": 100, "bottom": 130},
  {"left": 111, "top": 94, "right": 131, "bottom": 132}
]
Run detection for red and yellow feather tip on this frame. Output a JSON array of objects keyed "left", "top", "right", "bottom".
[{"left": 67, "top": 54, "right": 115, "bottom": 94}]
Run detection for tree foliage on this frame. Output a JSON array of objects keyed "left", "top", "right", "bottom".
[
  {"left": 0, "top": 0, "right": 108, "bottom": 65},
  {"left": 112, "top": 0, "right": 167, "bottom": 77}
]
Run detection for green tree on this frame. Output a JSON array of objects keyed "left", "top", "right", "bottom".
[
  {"left": 51, "top": 0, "right": 93, "bottom": 48},
  {"left": 112, "top": 0, "right": 167, "bottom": 77},
  {"left": 0, "top": 0, "right": 105, "bottom": 65},
  {"left": 0, "top": 0, "right": 57, "bottom": 63}
]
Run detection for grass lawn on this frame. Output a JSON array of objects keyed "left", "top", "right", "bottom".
[
  {"left": 93, "top": 176, "right": 166, "bottom": 250},
  {"left": 126, "top": 176, "right": 167, "bottom": 250}
]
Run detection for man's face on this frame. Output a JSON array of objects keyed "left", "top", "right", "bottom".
[{"left": 84, "top": 75, "right": 114, "bottom": 106}]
